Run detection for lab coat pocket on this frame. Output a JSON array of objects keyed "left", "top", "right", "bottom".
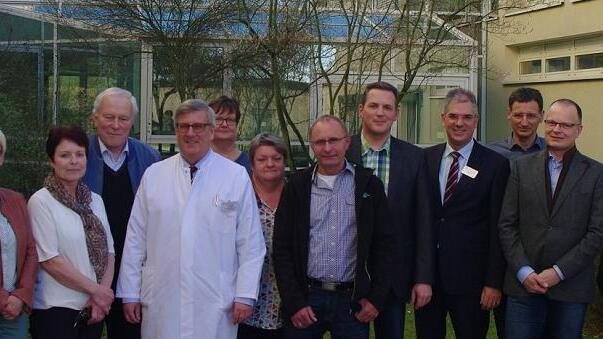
[
  {"left": 207, "top": 196, "right": 238, "bottom": 234},
  {"left": 140, "top": 266, "right": 154, "bottom": 305}
]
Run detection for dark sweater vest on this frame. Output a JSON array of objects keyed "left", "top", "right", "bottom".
[{"left": 101, "top": 161, "right": 135, "bottom": 289}]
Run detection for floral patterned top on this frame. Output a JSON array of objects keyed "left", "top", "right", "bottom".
[{"left": 243, "top": 198, "right": 283, "bottom": 329}]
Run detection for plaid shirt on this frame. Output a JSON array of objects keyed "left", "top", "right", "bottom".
[{"left": 360, "top": 133, "right": 391, "bottom": 193}]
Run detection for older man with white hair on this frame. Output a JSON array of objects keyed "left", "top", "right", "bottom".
[{"left": 83, "top": 87, "right": 160, "bottom": 339}]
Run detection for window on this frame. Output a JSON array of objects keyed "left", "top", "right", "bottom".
[
  {"left": 546, "top": 56, "right": 570, "bottom": 72},
  {"left": 505, "top": 0, "right": 564, "bottom": 17},
  {"left": 576, "top": 53, "right": 603, "bottom": 70},
  {"left": 520, "top": 60, "right": 541, "bottom": 74}
]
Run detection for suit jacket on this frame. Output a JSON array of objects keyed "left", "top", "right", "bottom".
[
  {"left": 425, "top": 141, "right": 509, "bottom": 294},
  {"left": 0, "top": 188, "right": 38, "bottom": 311},
  {"left": 273, "top": 163, "right": 394, "bottom": 318},
  {"left": 346, "top": 135, "right": 434, "bottom": 300},
  {"left": 498, "top": 150, "right": 603, "bottom": 303}
]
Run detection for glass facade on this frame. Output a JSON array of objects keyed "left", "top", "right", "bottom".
[
  {"left": 0, "top": 2, "right": 476, "bottom": 191},
  {"left": 0, "top": 9, "right": 141, "bottom": 194}
]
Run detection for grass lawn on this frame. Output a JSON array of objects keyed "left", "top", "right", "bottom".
[{"left": 89, "top": 286, "right": 603, "bottom": 339}]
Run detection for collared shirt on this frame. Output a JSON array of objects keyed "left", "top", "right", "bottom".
[
  {"left": 487, "top": 134, "right": 545, "bottom": 161},
  {"left": 438, "top": 139, "right": 474, "bottom": 204},
  {"left": 180, "top": 149, "right": 212, "bottom": 185},
  {"left": 99, "top": 138, "right": 129, "bottom": 171},
  {"left": 308, "top": 162, "right": 357, "bottom": 283},
  {"left": 360, "top": 133, "right": 390, "bottom": 191},
  {"left": 548, "top": 153, "right": 563, "bottom": 197},
  {"left": 0, "top": 212, "right": 17, "bottom": 292}
]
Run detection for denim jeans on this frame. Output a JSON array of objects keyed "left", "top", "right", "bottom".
[
  {"left": 0, "top": 313, "right": 27, "bottom": 339},
  {"left": 283, "top": 287, "right": 369, "bottom": 339},
  {"left": 505, "top": 295, "right": 587, "bottom": 339}
]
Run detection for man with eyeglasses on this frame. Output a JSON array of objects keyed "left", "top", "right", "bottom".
[
  {"left": 273, "top": 115, "right": 394, "bottom": 339},
  {"left": 415, "top": 88, "right": 510, "bottom": 339},
  {"left": 488, "top": 87, "right": 545, "bottom": 163},
  {"left": 83, "top": 87, "right": 160, "bottom": 339},
  {"left": 498, "top": 99, "right": 603, "bottom": 339},
  {"left": 117, "top": 99, "right": 265, "bottom": 339},
  {"left": 486, "top": 87, "right": 545, "bottom": 338},
  {"left": 345, "top": 81, "right": 433, "bottom": 339}
]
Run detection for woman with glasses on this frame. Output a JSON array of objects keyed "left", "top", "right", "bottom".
[
  {"left": 209, "top": 96, "right": 251, "bottom": 173},
  {"left": 28, "top": 125, "right": 114, "bottom": 339},
  {"left": 0, "top": 130, "right": 38, "bottom": 339},
  {"left": 237, "top": 133, "right": 286, "bottom": 339}
]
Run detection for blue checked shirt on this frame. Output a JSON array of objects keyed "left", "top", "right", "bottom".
[
  {"left": 360, "top": 133, "right": 390, "bottom": 192},
  {"left": 307, "top": 162, "right": 357, "bottom": 283}
]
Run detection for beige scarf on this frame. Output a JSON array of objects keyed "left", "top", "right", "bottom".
[{"left": 44, "top": 174, "right": 108, "bottom": 282}]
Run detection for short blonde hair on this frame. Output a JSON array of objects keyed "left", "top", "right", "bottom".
[{"left": 0, "top": 129, "right": 6, "bottom": 156}]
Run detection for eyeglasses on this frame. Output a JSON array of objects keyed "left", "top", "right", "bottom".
[
  {"left": 311, "top": 136, "right": 348, "bottom": 147},
  {"left": 511, "top": 113, "right": 541, "bottom": 121},
  {"left": 216, "top": 118, "right": 237, "bottom": 127},
  {"left": 175, "top": 122, "right": 212, "bottom": 133},
  {"left": 444, "top": 113, "right": 478, "bottom": 122},
  {"left": 543, "top": 119, "right": 580, "bottom": 130}
]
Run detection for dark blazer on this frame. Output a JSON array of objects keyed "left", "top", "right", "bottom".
[
  {"left": 425, "top": 141, "right": 509, "bottom": 294},
  {"left": 498, "top": 150, "right": 603, "bottom": 303},
  {"left": 347, "top": 135, "right": 433, "bottom": 301},
  {"left": 0, "top": 188, "right": 38, "bottom": 311},
  {"left": 273, "top": 163, "right": 394, "bottom": 318}
]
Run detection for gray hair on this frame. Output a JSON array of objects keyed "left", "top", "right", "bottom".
[
  {"left": 443, "top": 88, "right": 478, "bottom": 115},
  {"left": 0, "top": 129, "right": 5, "bottom": 156},
  {"left": 92, "top": 87, "right": 139, "bottom": 116},
  {"left": 249, "top": 133, "right": 288, "bottom": 162},
  {"left": 309, "top": 115, "right": 349, "bottom": 139},
  {"left": 174, "top": 99, "right": 216, "bottom": 126}
]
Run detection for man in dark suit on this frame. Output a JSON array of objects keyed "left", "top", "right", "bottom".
[
  {"left": 346, "top": 81, "right": 433, "bottom": 339},
  {"left": 498, "top": 99, "right": 603, "bottom": 338},
  {"left": 273, "top": 115, "right": 394, "bottom": 339},
  {"left": 415, "top": 88, "right": 509, "bottom": 339}
]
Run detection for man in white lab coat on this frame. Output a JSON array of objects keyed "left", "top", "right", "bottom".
[{"left": 116, "top": 99, "right": 266, "bottom": 339}]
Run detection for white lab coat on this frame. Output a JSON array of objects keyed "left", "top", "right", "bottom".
[{"left": 116, "top": 151, "right": 266, "bottom": 339}]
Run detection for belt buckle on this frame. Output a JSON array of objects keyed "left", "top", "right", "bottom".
[{"left": 322, "top": 282, "right": 338, "bottom": 292}]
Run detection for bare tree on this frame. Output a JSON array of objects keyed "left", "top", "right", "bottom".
[{"left": 234, "top": 0, "right": 316, "bottom": 169}]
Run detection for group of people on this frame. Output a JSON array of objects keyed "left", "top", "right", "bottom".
[{"left": 0, "top": 82, "right": 601, "bottom": 339}]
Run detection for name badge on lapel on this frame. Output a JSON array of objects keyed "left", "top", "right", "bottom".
[{"left": 461, "top": 165, "right": 478, "bottom": 179}]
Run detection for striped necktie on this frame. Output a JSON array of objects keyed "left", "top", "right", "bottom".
[
  {"left": 443, "top": 152, "right": 460, "bottom": 203},
  {"left": 190, "top": 165, "right": 198, "bottom": 184}
]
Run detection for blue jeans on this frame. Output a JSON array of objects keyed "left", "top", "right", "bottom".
[
  {"left": 373, "top": 295, "right": 405, "bottom": 339},
  {"left": 283, "top": 287, "right": 369, "bottom": 339},
  {"left": 0, "top": 313, "right": 27, "bottom": 339},
  {"left": 505, "top": 295, "right": 587, "bottom": 339}
]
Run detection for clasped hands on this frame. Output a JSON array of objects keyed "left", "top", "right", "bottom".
[{"left": 522, "top": 268, "right": 561, "bottom": 294}]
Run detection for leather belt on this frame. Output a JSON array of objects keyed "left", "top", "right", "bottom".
[{"left": 308, "top": 278, "right": 354, "bottom": 292}]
